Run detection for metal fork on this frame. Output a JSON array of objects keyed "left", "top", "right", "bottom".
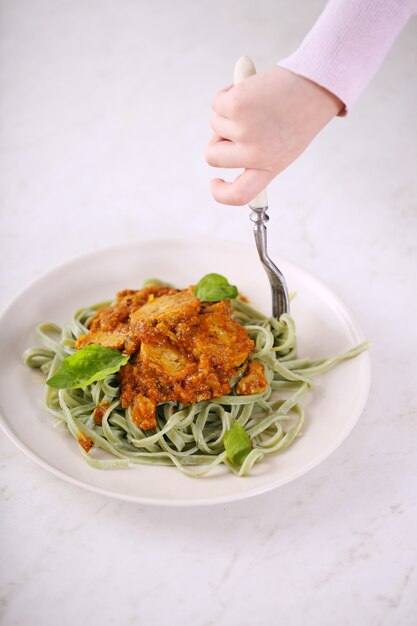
[{"left": 234, "top": 56, "right": 290, "bottom": 318}]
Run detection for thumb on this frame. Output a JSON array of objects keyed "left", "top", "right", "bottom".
[{"left": 210, "top": 169, "right": 274, "bottom": 206}]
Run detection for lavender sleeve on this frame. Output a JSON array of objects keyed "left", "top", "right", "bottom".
[{"left": 278, "top": 0, "right": 417, "bottom": 112}]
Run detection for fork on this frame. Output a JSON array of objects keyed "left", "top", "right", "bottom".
[{"left": 234, "top": 56, "right": 290, "bottom": 318}]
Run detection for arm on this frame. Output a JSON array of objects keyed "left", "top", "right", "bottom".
[{"left": 279, "top": 0, "right": 417, "bottom": 112}]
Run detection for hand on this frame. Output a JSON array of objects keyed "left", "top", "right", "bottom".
[{"left": 205, "top": 66, "right": 343, "bottom": 205}]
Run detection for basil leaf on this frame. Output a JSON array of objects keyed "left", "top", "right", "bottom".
[
  {"left": 224, "top": 422, "right": 252, "bottom": 466},
  {"left": 46, "top": 344, "right": 130, "bottom": 389},
  {"left": 194, "top": 273, "right": 238, "bottom": 302}
]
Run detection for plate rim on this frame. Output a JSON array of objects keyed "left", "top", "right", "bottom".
[{"left": 0, "top": 237, "right": 371, "bottom": 506}]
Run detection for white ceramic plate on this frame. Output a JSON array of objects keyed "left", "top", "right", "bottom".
[{"left": 0, "top": 239, "right": 370, "bottom": 506}]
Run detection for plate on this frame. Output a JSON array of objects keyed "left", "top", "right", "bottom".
[{"left": 0, "top": 239, "right": 370, "bottom": 506}]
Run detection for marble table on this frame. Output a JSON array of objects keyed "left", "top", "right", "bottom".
[{"left": 1, "top": 1, "right": 416, "bottom": 624}]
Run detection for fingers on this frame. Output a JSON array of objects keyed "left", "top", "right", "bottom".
[
  {"left": 211, "top": 169, "right": 275, "bottom": 206},
  {"left": 209, "top": 83, "right": 272, "bottom": 205},
  {"left": 210, "top": 114, "right": 239, "bottom": 141},
  {"left": 205, "top": 138, "right": 242, "bottom": 168},
  {"left": 211, "top": 85, "right": 237, "bottom": 118},
  {"left": 218, "top": 83, "right": 233, "bottom": 94}
]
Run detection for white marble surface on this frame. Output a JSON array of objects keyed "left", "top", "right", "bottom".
[{"left": 1, "top": 1, "right": 416, "bottom": 624}]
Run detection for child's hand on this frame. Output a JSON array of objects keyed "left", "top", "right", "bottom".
[{"left": 206, "top": 66, "right": 343, "bottom": 205}]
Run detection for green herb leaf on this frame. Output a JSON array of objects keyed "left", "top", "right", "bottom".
[
  {"left": 194, "top": 273, "right": 238, "bottom": 302},
  {"left": 224, "top": 422, "right": 252, "bottom": 466},
  {"left": 46, "top": 344, "right": 130, "bottom": 389}
]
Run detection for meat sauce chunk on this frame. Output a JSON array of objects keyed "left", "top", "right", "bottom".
[
  {"left": 76, "top": 286, "right": 178, "bottom": 352},
  {"left": 236, "top": 360, "right": 268, "bottom": 395},
  {"left": 76, "top": 286, "right": 256, "bottom": 430}
]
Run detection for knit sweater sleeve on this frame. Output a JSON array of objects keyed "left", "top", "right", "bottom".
[{"left": 278, "top": 0, "right": 417, "bottom": 112}]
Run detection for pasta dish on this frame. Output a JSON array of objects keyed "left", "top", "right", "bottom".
[{"left": 23, "top": 274, "right": 368, "bottom": 477}]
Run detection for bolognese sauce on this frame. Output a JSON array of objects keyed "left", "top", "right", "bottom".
[{"left": 76, "top": 286, "right": 267, "bottom": 430}]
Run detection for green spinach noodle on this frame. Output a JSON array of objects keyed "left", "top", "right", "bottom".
[{"left": 23, "top": 294, "right": 368, "bottom": 477}]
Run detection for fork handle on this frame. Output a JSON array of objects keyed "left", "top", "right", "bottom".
[{"left": 233, "top": 56, "right": 268, "bottom": 210}]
